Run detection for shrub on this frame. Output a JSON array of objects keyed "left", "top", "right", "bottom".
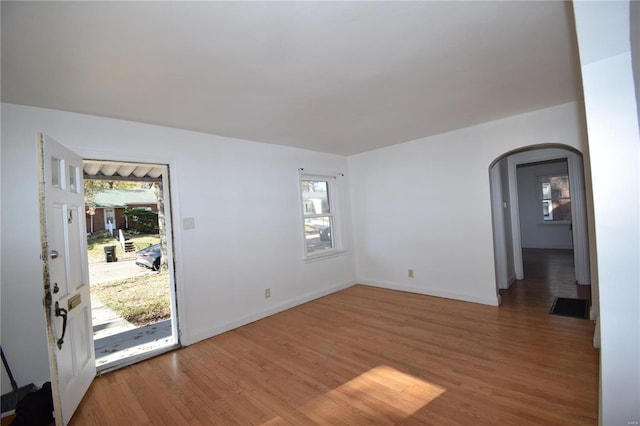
[{"left": 123, "top": 208, "right": 159, "bottom": 233}]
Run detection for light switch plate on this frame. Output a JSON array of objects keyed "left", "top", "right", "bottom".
[{"left": 183, "top": 217, "right": 195, "bottom": 230}]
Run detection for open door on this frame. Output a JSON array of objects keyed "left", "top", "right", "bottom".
[{"left": 38, "top": 133, "right": 95, "bottom": 425}]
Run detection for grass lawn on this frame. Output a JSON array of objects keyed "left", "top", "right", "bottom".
[
  {"left": 91, "top": 270, "right": 170, "bottom": 326},
  {"left": 87, "top": 232, "right": 160, "bottom": 263}
]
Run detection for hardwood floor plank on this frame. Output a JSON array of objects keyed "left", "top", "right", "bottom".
[{"left": 70, "top": 249, "right": 598, "bottom": 425}]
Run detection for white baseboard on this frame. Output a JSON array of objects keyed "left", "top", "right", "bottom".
[
  {"left": 184, "top": 280, "right": 356, "bottom": 346},
  {"left": 359, "top": 279, "right": 500, "bottom": 306}
]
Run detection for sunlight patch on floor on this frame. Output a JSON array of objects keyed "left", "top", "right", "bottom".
[{"left": 261, "top": 365, "right": 446, "bottom": 424}]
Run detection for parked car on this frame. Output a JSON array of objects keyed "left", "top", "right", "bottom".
[
  {"left": 135, "top": 244, "right": 161, "bottom": 270},
  {"left": 319, "top": 226, "right": 332, "bottom": 242}
]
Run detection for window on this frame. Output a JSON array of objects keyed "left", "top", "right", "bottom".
[
  {"left": 540, "top": 175, "right": 571, "bottom": 222},
  {"left": 300, "top": 175, "right": 339, "bottom": 257},
  {"left": 51, "top": 157, "right": 62, "bottom": 188}
]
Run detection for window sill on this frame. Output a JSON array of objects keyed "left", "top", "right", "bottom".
[{"left": 304, "top": 249, "right": 346, "bottom": 263}]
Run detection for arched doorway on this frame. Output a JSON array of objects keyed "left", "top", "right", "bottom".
[{"left": 490, "top": 145, "right": 591, "bottom": 296}]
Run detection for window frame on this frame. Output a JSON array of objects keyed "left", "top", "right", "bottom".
[
  {"left": 299, "top": 172, "right": 344, "bottom": 261},
  {"left": 539, "top": 174, "right": 572, "bottom": 224}
]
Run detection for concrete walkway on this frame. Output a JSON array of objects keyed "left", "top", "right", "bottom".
[
  {"left": 94, "top": 319, "right": 173, "bottom": 368},
  {"left": 89, "top": 262, "right": 174, "bottom": 368},
  {"left": 91, "top": 294, "right": 137, "bottom": 340}
]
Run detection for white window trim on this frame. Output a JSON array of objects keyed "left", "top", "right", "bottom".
[
  {"left": 304, "top": 248, "right": 347, "bottom": 263},
  {"left": 299, "top": 171, "right": 345, "bottom": 261}
]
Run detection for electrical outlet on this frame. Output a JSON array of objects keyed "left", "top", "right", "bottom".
[
  {"left": 265, "top": 288, "right": 271, "bottom": 298},
  {"left": 408, "top": 269, "right": 414, "bottom": 278}
]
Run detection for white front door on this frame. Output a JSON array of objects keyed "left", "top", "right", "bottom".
[
  {"left": 38, "top": 133, "right": 95, "bottom": 425},
  {"left": 104, "top": 208, "right": 115, "bottom": 235}
]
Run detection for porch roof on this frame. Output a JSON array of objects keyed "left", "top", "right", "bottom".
[{"left": 91, "top": 189, "right": 157, "bottom": 208}]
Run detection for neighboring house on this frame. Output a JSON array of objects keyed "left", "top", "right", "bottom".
[{"left": 85, "top": 188, "right": 158, "bottom": 234}]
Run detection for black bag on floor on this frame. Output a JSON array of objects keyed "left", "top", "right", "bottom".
[{"left": 10, "top": 382, "right": 54, "bottom": 426}]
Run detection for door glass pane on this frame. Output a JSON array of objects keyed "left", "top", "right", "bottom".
[
  {"left": 304, "top": 217, "right": 333, "bottom": 253},
  {"left": 301, "top": 180, "right": 330, "bottom": 214},
  {"left": 51, "top": 157, "right": 62, "bottom": 188},
  {"left": 69, "top": 165, "right": 79, "bottom": 193}
]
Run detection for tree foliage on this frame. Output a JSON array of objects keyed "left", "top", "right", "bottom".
[
  {"left": 152, "top": 183, "right": 169, "bottom": 271},
  {"left": 122, "top": 208, "right": 159, "bottom": 233}
]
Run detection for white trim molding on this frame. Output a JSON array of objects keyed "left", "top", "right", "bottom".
[
  {"left": 490, "top": 164, "right": 510, "bottom": 292},
  {"left": 507, "top": 148, "right": 591, "bottom": 284}
]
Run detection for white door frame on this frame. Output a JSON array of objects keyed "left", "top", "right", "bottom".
[
  {"left": 506, "top": 148, "right": 591, "bottom": 284},
  {"left": 490, "top": 164, "right": 509, "bottom": 294},
  {"left": 86, "top": 160, "right": 181, "bottom": 372}
]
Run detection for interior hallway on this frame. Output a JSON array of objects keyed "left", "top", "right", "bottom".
[{"left": 501, "top": 248, "right": 592, "bottom": 313}]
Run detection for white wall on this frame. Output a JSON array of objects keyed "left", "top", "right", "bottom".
[
  {"left": 573, "top": 1, "right": 640, "bottom": 424},
  {"left": 0, "top": 103, "right": 356, "bottom": 394},
  {"left": 631, "top": 0, "right": 640, "bottom": 127},
  {"left": 516, "top": 160, "right": 573, "bottom": 249},
  {"left": 1, "top": 109, "right": 52, "bottom": 394},
  {"left": 350, "top": 102, "right": 588, "bottom": 306}
]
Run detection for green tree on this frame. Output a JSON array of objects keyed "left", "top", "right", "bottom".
[
  {"left": 122, "top": 208, "right": 159, "bottom": 233},
  {"left": 152, "top": 183, "right": 168, "bottom": 271}
]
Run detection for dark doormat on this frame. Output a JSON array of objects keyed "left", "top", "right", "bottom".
[{"left": 550, "top": 297, "right": 590, "bottom": 319}]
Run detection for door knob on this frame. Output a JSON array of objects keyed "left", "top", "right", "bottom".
[{"left": 54, "top": 301, "right": 68, "bottom": 350}]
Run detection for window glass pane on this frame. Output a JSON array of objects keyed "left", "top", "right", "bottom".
[
  {"left": 301, "top": 180, "right": 330, "bottom": 214},
  {"left": 69, "top": 165, "right": 78, "bottom": 193},
  {"left": 542, "top": 200, "right": 552, "bottom": 220},
  {"left": 550, "top": 176, "right": 570, "bottom": 199},
  {"left": 551, "top": 199, "right": 572, "bottom": 221},
  {"left": 541, "top": 182, "right": 551, "bottom": 200},
  {"left": 541, "top": 175, "right": 571, "bottom": 221},
  {"left": 51, "top": 157, "right": 61, "bottom": 188},
  {"left": 304, "top": 217, "right": 333, "bottom": 252}
]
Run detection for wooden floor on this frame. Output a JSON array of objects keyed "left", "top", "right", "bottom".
[{"left": 68, "top": 249, "right": 598, "bottom": 425}]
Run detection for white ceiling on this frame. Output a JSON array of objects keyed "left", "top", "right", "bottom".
[{"left": 1, "top": 1, "right": 582, "bottom": 156}]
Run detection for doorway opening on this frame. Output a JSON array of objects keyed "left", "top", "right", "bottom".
[
  {"left": 515, "top": 158, "right": 575, "bottom": 286},
  {"left": 503, "top": 248, "right": 591, "bottom": 312},
  {"left": 83, "top": 160, "right": 179, "bottom": 372},
  {"left": 489, "top": 146, "right": 591, "bottom": 312}
]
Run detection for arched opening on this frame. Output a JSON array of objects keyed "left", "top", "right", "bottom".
[{"left": 489, "top": 144, "right": 591, "bottom": 306}]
